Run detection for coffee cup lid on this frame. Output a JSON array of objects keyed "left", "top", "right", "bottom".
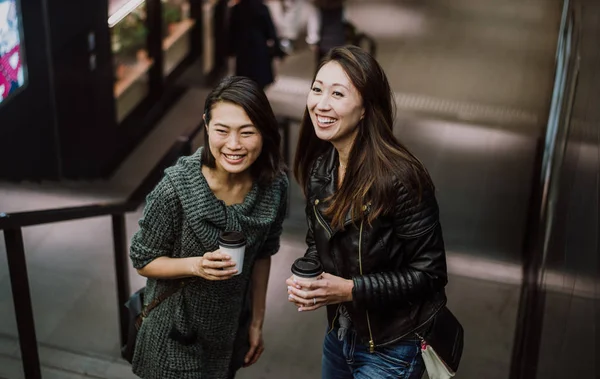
[
  {"left": 218, "top": 231, "right": 246, "bottom": 248},
  {"left": 291, "top": 257, "right": 322, "bottom": 278}
]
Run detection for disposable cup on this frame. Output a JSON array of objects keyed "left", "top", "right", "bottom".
[
  {"left": 218, "top": 231, "right": 246, "bottom": 275},
  {"left": 291, "top": 257, "right": 323, "bottom": 288}
]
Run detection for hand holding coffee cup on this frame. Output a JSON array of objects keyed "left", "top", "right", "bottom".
[
  {"left": 191, "top": 250, "right": 238, "bottom": 280},
  {"left": 287, "top": 257, "right": 322, "bottom": 309},
  {"left": 291, "top": 257, "right": 323, "bottom": 287},
  {"left": 287, "top": 258, "right": 354, "bottom": 311}
]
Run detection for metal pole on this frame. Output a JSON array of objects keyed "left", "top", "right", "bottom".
[
  {"left": 112, "top": 214, "right": 131, "bottom": 346},
  {"left": 4, "top": 228, "right": 41, "bottom": 379}
]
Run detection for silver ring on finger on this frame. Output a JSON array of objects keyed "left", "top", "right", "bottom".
[{"left": 313, "top": 298, "right": 316, "bottom": 305}]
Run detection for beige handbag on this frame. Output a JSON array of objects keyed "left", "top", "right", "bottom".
[{"left": 420, "top": 339, "right": 456, "bottom": 379}]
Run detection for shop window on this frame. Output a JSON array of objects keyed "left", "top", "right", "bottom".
[
  {"left": 109, "top": 0, "right": 152, "bottom": 123},
  {"left": 162, "top": 0, "right": 194, "bottom": 77}
]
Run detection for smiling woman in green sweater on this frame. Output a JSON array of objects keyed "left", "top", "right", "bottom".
[{"left": 128, "top": 76, "right": 288, "bottom": 379}]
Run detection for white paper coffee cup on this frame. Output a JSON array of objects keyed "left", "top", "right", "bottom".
[
  {"left": 292, "top": 274, "right": 320, "bottom": 283},
  {"left": 220, "top": 246, "right": 246, "bottom": 275},
  {"left": 218, "top": 231, "right": 246, "bottom": 276},
  {"left": 291, "top": 257, "right": 323, "bottom": 288}
]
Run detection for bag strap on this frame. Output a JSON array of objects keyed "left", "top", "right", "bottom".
[{"left": 141, "top": 279, "right": 193, "bottom": 320}]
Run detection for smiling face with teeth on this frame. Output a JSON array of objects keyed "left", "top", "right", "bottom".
[
  {"left": 307, "top": 61, "right": 365, "bottom": 151},
  {"left": 204, "top": 101, "right": 263, "bottom": 176}
]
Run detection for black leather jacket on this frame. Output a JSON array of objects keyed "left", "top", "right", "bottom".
[{"left": 304, "top": 148, "right": 448, "bottom": 350}]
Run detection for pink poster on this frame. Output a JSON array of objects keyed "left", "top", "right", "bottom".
[{"left": 0, "top": 0, "right": 25, "bottom": 104}]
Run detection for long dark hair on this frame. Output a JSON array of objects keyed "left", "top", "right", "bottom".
[
  {"left": 293, "top": 46, "right": 433, "bottom": 229},
  {"left": 202, "top": 76, "right": 284, "bottom": 186}
]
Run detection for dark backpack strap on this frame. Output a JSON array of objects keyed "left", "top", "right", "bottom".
[{"left": 135, "top": 280, "right": 192, "bottom": 329}]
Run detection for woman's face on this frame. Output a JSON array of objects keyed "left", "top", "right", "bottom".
[
  {"left": 205, "top": 101, "right": 263, "bottom": 175},
  {"left": 307, "top": 61, "right": 365, "bottom": 149}
]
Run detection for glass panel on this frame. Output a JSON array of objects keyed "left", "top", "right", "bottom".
[
  {"left": 162, "top": 0, "right": 194, "bottom": 77},
  {"left": 109, "top": 0, "right": 152, "bottom": 123}
]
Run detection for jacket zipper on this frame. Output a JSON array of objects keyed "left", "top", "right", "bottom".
[
  {"left": 315, "top": 199, "right": 374, "bottom": 344},
  {"left": 358, "top": 219, "right": 376, "bottom": 353},
  {"left": 327, "top": 304, "right": 342, "bottom": 335},
  {"left": 313, "top": 198, "right": 345, "bottom": 280},
  {"left": 313, "top": 200, "right": 332, "bottom": 239},
  {"left": 313, "top": 199, "right": 341, "bottom": 336},
  {"left": 314, "top": 199, "right": 369, "bottom": 239}
]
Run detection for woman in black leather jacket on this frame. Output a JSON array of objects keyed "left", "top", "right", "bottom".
[{"left": 286, "top": 46, "right": 448, "bottom": 378}]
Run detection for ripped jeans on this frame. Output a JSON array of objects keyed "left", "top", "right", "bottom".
[{"left": 322, "top": 327, "right": 425, "bottom": 379}]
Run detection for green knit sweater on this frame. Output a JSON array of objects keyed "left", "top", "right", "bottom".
[{"left": 129, "top": 148, "right": 288, "bottom": 379}]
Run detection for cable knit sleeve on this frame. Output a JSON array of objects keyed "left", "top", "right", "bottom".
[
  {"left": 258, "top": 173, "right": 289, "bottom": 259},
  {"left": 352, "top": 184, "right": 448, "bottom": 310},
  {"left": 129, "top": 177, "right": 178, "bottom": 269}
]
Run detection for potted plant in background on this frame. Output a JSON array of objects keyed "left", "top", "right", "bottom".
[
  {"left": 112, "top": 10, "right": 148, "bottom": 80},
  {"left": 162, "top": 0, "right": 183, "bottom": 38}
]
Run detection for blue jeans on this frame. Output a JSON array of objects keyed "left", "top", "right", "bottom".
[{"left": 322, "top": 327, "right": 425, "bottom": 379}]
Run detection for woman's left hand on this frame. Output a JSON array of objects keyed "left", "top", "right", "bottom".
[
  {"left": 286, "top": 273, "right": 354, "bottom": 312},
  {"left": 243, "top": 324, "right": 264, "bottom": 367}
]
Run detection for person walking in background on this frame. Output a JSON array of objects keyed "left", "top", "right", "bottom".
[
  {"left": 310, "top": 0, "right": 347, "bottom": 67},
  {"left": 227, "top": 0, "right": 285, "bottom": 89},
  {"left": 287, "top": 46, "right": 448, "bottom": 378},
  {"left": 129, "top": 76, "right": 288, "bottom": 379},
  {"left": 266, "top": 0, "right": 320, "bottom": 55}
]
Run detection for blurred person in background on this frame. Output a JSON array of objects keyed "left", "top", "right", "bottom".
[
  {"left": 266, "top": 0, "right": 320, "bottom": 54},
  {"left": 227, "top": 0, "right": 286, "bottom": 89},
  {"left": 310, "top": 0, "right": 347, "bottom": 67}
]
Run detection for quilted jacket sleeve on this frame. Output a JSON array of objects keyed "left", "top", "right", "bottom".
[{"left": 352, "top": 184, "right": 448, "bottom": 309}]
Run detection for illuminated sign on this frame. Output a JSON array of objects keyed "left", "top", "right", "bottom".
[{"left": 0, "top": 0, "right": 26, "bottom": 106}]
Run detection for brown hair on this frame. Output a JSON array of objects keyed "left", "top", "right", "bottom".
[
  {"left": 202, "top": 76, "right": 284, "bottom": 186},
  {"left": 293, "top": 46, "right": 433, "bottom": 229}
]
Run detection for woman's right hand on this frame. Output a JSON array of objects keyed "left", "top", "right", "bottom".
[{"left": 191, "top": 250, "right": 238, "bottom": 280}]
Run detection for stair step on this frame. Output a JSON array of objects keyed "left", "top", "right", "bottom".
[{"left": 0, "top": 334, "right": 136, "bottom": 379}]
